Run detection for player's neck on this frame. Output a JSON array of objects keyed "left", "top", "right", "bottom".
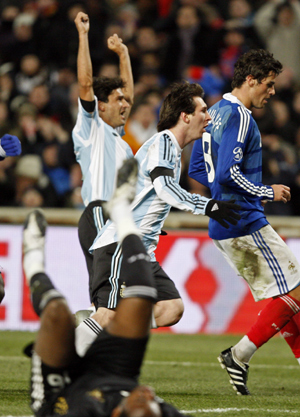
[{"left": 231, "top": 87, "right": 252, "bottom": 110}]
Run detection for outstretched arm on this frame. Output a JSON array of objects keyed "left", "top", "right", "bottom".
[
  {"left": 107, "top": 34, "right": 134, "bottom": 112},
  {"left": 75, "top": 12, "right": 94, "bottom": 102}
]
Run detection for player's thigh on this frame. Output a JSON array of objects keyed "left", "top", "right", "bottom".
[
  {"left": 215, "top": 225, "right": 300, "bottom": 300},
  {"left": 92, "top": 243, "right": 120, "bottom": 308},
  {"left": 151, "top": 262, "right": 181, "bottom": 301}
]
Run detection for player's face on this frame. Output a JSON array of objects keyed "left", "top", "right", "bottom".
[
  {"left": 188, "top": 97, "right": 211, "bottom": 140},
  {"left": 112, "top": 386, "right": 162, "bottom": 417},
  {"left": 99, "top": 88, "right": 130, "bottom": 128},
  {"left": 250, "top": 73, "right": 276, "bottom": 109}
]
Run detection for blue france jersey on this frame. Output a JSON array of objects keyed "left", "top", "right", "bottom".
[
  {"left": 189, "top": 93, "right": 274, "bottom": 240},
  {"left": 72, "top": 97, "right": 133, "bottom": 206},
  {"left": 92, "top": 130, "right": 210, "bottom": 259}
]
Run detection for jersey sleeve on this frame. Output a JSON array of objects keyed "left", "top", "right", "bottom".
[
  {"left": 216, "top": 109, "right": 274, "bottom": 201},
  {"left": 189, "top": 139, "right": 210, "bottom": 187},
  {"left": 148, "top": 133, "right": 210, "bottom": 215}
]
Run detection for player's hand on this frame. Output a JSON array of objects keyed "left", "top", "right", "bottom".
[
  {"left": 107, "top": 34, "right": 127, "bottom": 55},
  {"left": 0, "top": 134, "right": 21, "bottom": 157},
  {"left": 271, "top": 184, "right": 291, "bottom": 203},
  {"left": 205, "top": 199, "right": 241, "bottom": 229},
  {"left": 74, "top": 11, "right": 89, "bottom": 34},
  {"left": 0, "top": 272, "right": 4, "bottom": 304}
]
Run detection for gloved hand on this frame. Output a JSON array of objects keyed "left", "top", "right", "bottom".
[
  {"left": 205, "top": 199, "right": 241, "bottom": 229},
  {"left": 0, "top": 134, "right": 22, "bottom": 159}
]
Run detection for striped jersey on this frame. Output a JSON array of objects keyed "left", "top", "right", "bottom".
[
  {"left": 189, "top": 93, "right": 274, "bottom": 240},
  {"left": 72, "top": 96, "right": 133, "bottom": 206},
  {"left": 91, "top": 129, "right": 210, "bottom": 259}
]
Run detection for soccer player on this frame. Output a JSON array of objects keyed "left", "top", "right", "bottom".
[
  {"left": 73, "top": 11, "right": 134, "bottom": 302},
  {"left": 0, "top": 133, "right": 22, "bottom": 303},
  {"left": 189, "top": 49, "right": 300, "bottom": 395},
  {"left": 22, "top": 159, "right": 188, "bottom": 417},
  {"left": 88, "top": 82, "right": 241, "bottom": 343}
]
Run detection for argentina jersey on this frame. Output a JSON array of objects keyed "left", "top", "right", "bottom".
[
  {"left": 91, "top": 129, "right": 209, "bottom": 259},
  {"left": 189, "top": 93, "right": 274, "bottom": 240},
  {"left": 72, "top": 96, "right": 133, "bottom": 206}
]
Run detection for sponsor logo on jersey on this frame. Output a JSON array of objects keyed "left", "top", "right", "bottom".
[{"left": 233, "top": 147, "right": 243, "bottom": 162}]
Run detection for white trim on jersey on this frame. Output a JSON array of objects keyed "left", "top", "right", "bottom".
[
  {"left": 237, "top": 107, "right": 250, "bottom": 144},
  {"left": 230, "top": 164, "right": 274, "bottom": 199}
]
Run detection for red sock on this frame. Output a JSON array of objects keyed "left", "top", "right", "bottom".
[
  {"left": 281, "top": 313, "right": 300, "bottom": 358},
  {"left": 247, "top": 295, "right": 300, "bottom": 349}
]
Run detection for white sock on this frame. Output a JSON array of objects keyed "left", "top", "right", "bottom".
[
  {"left": 232, "top": 335, "right": 257, "bottom": 364},
  {"left": 110, "top": 201, "right": 140, "bottom": 242},
  {"left": 75, "top": 317, "right": 102, "bottom": 357},
  {"left": 23, "top": 249, "right": 45, "bottom": 283}
]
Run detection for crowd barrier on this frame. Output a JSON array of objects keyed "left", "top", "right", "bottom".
[{"left": 0, "top": 208, "right": 299, "bottom": 333}]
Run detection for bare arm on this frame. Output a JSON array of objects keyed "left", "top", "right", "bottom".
[
  {"left": 107, "top": 34, "right": 134, "bottom": 112},
  {"left": 74, "top": 12, "right": 94, "bottom": 102}
]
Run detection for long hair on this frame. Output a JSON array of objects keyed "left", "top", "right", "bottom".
[
  {"left": 157, "top": 82, "right": 204, "bottom": 132},
  {"left": 231, "top": 49, "right": 283, "bottom": 89},
  {"left": 92, "top": 76, "right": 125, "bottom": 102}
]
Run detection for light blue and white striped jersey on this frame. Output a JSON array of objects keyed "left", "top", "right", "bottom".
[
  {"left": 91, "top": 129, "right": 210, "bottom": 260},
  {"left": 72, "top": 96, "right": 133, "bottom": 206},
  {"left": 189, "top": 93, "right": 274, "bottom": 240}
]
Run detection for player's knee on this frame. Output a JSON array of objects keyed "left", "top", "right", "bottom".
[
  {"left": 42, "top": 298, "right": 70, "bottom": 327},
  {"left": 154, "top": 298, "right": 184, "bottom": 327}
]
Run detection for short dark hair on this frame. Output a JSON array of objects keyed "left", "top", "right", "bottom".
[
  {"left": 92, "top": 76, "right": 125, "bottom": 102},
  {"left": 231, "top": 49, "right": 283, "bottom": 89},
  {"left": 157, "top": 82, "right": 204, "bottom": 132}
]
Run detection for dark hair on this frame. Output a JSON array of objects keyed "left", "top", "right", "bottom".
[
  {"left": 231, "top": 49, "right": 283, "bottom": 89},
  {"left": 157, "top": 82, "right": 204, "bottom": 132},
  {"left": 92, "top": 76, "right": 125, "bottom": 102}
]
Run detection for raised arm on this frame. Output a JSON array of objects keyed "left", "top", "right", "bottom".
[
  {"left": 74, "top": 12, "right": 94, "bottom": 102},
  {"left": 107, "top": 34, "right": 134, "bottom": 110}
]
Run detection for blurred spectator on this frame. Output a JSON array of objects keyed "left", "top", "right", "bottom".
[
  {"left": 124, "top": 101, "right": 158, "bottom": 151},
  {"left": 254, "top": 0, "right": 300, "bottom": 82},
  {"left": 0, "top": 12, "right": 36, "bottom": 69},
  {"left": 270, "top": 98, "right": 298, "bottom": 145},
  {"left": 160, "top": 4, "right": 222, "bottom": 82},
  {"left": 15, "top": 54, "right": 48, "bottom": 95},
  {"left": 14, "top": 154, "right": 59, "bottom": 207}
]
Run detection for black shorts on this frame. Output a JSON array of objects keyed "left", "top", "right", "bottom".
[
  {"left": 91, "top": 243, "right": 181, "bottom": 309},
  {"left": 78, "top": 200, "right": 108, "bottom": 298},
  {"left": 30, "top": 330, "right": 147, "bottom": 415}
]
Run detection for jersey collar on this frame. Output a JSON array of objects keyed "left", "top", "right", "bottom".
[
  {"left": 223, "top": 93, "right": 252, "bottom": 114},
  {"left": 165, "top": 129, "right": 182, "bottom": 153}
]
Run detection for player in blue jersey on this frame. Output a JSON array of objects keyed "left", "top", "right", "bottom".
[
  {"left": 86, "top": 82, "right": 240, "bottom": 344},
  {"left": 22, "top": 159, "right": 188, "bottom": 417},
  {"left": 0, "top": 133, "right": 22, "bottom": 303},
  {"left": 189, "top": 49, "right": 300, "bottom": 395},
  {"left": 73, "top": 12, "right": 134, "bottom": 349}
]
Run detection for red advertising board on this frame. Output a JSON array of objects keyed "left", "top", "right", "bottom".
[{"left": 1, "top": 225, "right": 299, "bottom": 333}]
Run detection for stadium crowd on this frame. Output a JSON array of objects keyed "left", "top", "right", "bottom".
[{"left": 1, "top": 0, "right": 300, "bottom": 215}]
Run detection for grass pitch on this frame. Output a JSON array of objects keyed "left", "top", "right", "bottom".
[{"left": 0, "top": 331, "right": 299, "bottom": 416}]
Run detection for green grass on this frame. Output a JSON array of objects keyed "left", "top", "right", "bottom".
[{"left": 1, "top": 331, "right": 299, "bottom": 416}]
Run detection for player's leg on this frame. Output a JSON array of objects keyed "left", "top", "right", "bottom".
[
  {"left": 216, "top": 226, "right": 300, "bottom": 395},
  {"left": 103, "top": 157, "right": 157, "bottom": 338},
  {"left": 280, "top": 313, "right": 300, "bottom": 364},
  {"left": 23, "top": 210, "right": 77, "bottom": 367},
  {"left": 0, "top": 271, "right": 4, "bottom": 303}
]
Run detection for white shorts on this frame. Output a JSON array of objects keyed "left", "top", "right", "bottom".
[{"left": 213, "top": 224, "right": 300, "bottom": 301}]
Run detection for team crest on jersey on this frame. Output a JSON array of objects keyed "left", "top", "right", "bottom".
[
  {"left": 120, "top": 282, "right": 126, "bottom": 298},
  {"left": 233, "top": 147, "right": 243, "bottom": 162},
  {"left": 53, "top": 397, "right": 69, "bottom": 415},
  {"left": 87, "top": 389, "right": 105, "bottom": 402}
]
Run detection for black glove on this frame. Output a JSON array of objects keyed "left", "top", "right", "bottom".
[{"left": 205, "top": 199, "right": 241, "bottom": 229}]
